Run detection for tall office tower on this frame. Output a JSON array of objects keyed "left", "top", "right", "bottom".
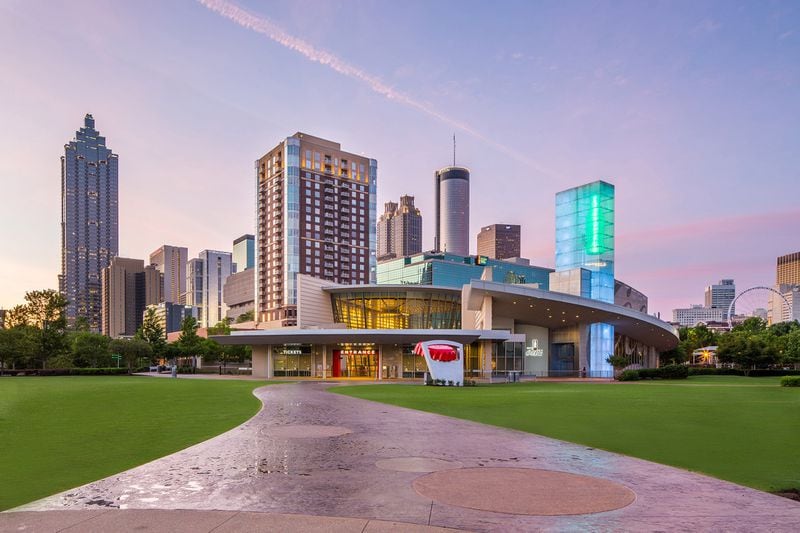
[
  {"left": 377, "top": 195, "right": 422, "bottom": 262},
  {"left": 704, "top": 279, "right": 736, "bottom": 318},
  {"left": 59, "top": 114, "right": 119, "bottom": 331},
  {"left": 777, "top": 251, "right": 800, "bottom": 285},
  {"left": 255, "top": 133, "right": 377, "bottom": 326},
  {"left": 434, "top": 166, "right": 470, "bottom": 255},
  {"left": 149, "top": 245, "right": 188, "bottom": 304},
  {"left": 554, "top": 180, "right": 615, "bottom": 376},
  {"left": 477, "top": 224, "right": 521, "bottom": 260},
  {"left": 233, "top": 234, "right": 255, "bottom": 271},
  {"left": 184, "top": 250, "right": 232, "bottom": 328},
  {"left": 101, "top": 257, "right": 161, "bottom": 337}
]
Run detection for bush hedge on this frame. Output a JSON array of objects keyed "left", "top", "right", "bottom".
[
  {"left": 687, "top": 367, "right": 800, "bottom": 377},
  {"left": 780, "top": 376, "right": 800, "bottom": 387},
  {"left": 1, "top": 368, "right": 131, "bottom": 376},
  {"left": 616, "top": 365, "right": 688, "bottom": 381}
]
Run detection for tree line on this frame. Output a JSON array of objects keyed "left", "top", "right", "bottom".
[
  {"left": 660, "top": 317, "right": 800, "bottom": 371},
  {"left": 0, "top": 289, "right": 250, "bottom": 373}
]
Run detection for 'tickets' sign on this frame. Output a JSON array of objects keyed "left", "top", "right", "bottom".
[{"left": 414, "top": 340, "right": 464, "bottom": 385}]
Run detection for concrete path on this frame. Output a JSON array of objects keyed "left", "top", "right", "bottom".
[{"left": 8, "top": 382, "right": 800, "bottom": 531}]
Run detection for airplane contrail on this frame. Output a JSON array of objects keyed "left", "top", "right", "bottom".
[{"left": 197, "top": 0, "right": 551, "bottom": 175}]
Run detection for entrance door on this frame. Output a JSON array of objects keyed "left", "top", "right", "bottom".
[
  {"left": 550, "top": 343, "right": 576, "bottom": 376},
  {"left": 344, "top": 352, "right": 377, "bottom": 378}
]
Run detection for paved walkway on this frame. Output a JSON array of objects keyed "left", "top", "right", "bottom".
[{"left": 7, "top": 382, "right": 800, "bottom": 531}]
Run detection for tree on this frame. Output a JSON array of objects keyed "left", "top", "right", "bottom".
[
  {"left": 175, "top": 316, "right": 203, "bottom": 364},
  {"left": 717, "top": 332, "right": 777, "bottom": 375},
  {"left": 207, "top": 318, "right": 232, "bottom": 336},
  {"left": 0, "top": 326, "right": 37, "bottom": 373},
  {"left": 109, "top": 338, "right": 153, "bottom": 371},
  {"left": 71, "top": 332, "right": 111, "bottom": 368},
  {"left": 6, "top": 290, "right": 69, "bottom": 368},
  {"left": 235, "top": 310, "right": 254, "bottom": 323},
  {"left": 137, "top": 308, "right": 166, "bottom": 361},
  {"left": 781, "top": 329, "right": 800, "bottom": 369}
]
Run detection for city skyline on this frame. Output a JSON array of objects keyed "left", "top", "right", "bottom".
[{"left": 1, "top": 1, "right": 799, "bottom": 319}]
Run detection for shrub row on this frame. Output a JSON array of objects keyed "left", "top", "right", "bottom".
[
  {"left": 780, "top": 376, "right": 800, "bottom": 387},
  {"left": 1, "top": 367, "right": 131, "bottom": 376},
  {"left": 687, "top": 367, "right": 800, "bottom": 377},
  {"left": 617, "top": 364, "right": 689, "bottom": 381}
]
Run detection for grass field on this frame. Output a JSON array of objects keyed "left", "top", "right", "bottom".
[
  {"left": 0, "top": 376, "right": 265, "bottom": 511},
  {"left": 334, "top": 376, "right": 800, "bottom": 492}
]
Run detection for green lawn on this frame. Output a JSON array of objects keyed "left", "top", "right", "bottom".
[
  {"left": 334, "top": 376, "right": 800, "bottom": 492},
  {"left": 0, "top": 376, "right": 265, "bottom": 511}
]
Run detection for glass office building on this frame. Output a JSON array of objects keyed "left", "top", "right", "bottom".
[
  {"left": 376, "top": 252, "right": 552, "bottom": 289},
  {"left": 555, "top": 180, "right": 615, "bottom": 376}
]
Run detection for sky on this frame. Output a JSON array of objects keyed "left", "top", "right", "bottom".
[{"left": 0, "top": 0, "right": 798, "bottom": 319}]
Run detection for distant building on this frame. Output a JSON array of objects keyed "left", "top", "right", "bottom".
[
  {"left": 377, "top": 195, "right": 422, "bottom": 262},
  {"left": 434, "top": 166, "right": 470, "bottom": 256},
  {"left": 777, "top": 251, "right": 800, "bottom": 286},
  {"left": 477, "top": 224, "right": 520, "bottom": 260},
  {"left": 704, "top": 279, "right": 735, "bottom": 319},
  {"left": 255, "top": 132, "right": 377, "bottom": 326},
  {"left": 60, "top": 114, "right": 119, "bottom": 332},
  {"left": 233, "top": 234, "right": 255, "bottom": 272},
  {"left": 149, "top": 245, "right": 188, "bottom": 304},
  {"left": 223, "top": 269, "right": 255, "bottom": 321},
  {"left": 377, "top": 251, "right": 552, "bottom": 289},
  {"left": 672, "top": 305, "right": 725, "bottom": 327},
  {"left": 146, "top": 302, "right": 198, "bottom": 334},
  {"left": 184, "top": 250, "right": 233, "bottom": 328},
  {"left": 768, "top": 251, "right": 800, "bottom": 325},
  {"left": 101, "top": 257, "right": 161, "bottom": 337}
]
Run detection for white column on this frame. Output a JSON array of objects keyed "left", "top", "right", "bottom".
[
  {"left": 322, "top": 345, "right": 327, "bottom": 380},
  {"left": 266, "top": 344, "right": 274, "bottom": 378},
  {"left": 377, "top": 345, "right": 383, "bottom": 381}
]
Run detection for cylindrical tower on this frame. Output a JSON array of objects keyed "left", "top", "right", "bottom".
[{"left": 434, "top": 166, "right": 470, "bottom": 256}]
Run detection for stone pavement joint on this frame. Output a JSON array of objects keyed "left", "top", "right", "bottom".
[
  {"left": 8, "top": 382, "right": 800, "bottom": 531},
  {"left": 0, "top": 510, "right": 457, "bottom": 532}
]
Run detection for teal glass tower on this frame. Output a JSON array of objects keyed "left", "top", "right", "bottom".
[{"left": 555, "top": 180, "right": 615, "bottom": 376}]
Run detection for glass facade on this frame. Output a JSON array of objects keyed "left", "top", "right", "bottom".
[
  {"left": 376, "top": 252, "right": 552, "bottom": 289},
  {"left": 555, "top": 180, "right": 615, "bottom": 376},
  {"left": 492, "top": 341, "right": 525, "bottom": 376},
  {"left": 331, "top": 289, "right": 461, "bottom": 329},
  {"left": 368, "top": 159, "right": 378, "bottom": 283},
  {"left": 284, "top": 137, "right": 301, "bottom": 306}
]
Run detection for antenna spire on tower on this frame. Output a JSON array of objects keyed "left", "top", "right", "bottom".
[{"left": 453, "top": 134, "right": 456, "bottom": 166}]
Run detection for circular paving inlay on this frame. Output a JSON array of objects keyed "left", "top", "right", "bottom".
[
  {"left": 376, "top": 457, "right": 463, "bottom": 473},
  {"left": 266, "top": 425, "right": 352, "bottom": 439},
  {"left": 413, "top": 467, "right": 635, "bottom": 516}
]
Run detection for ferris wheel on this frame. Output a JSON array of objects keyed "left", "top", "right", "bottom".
[{"left": 727, "top": 286, "right": 791, "bottom": 330}]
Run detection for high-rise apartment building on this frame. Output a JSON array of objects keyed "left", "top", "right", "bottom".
[
  {"left": 101, "top": 257, "right": 161, "bottom": 337},
  {"left": 554, "top": 180, "right": 615, "bottom": 376},
  {"left": 434, "top": 166, "right": 470, "bottom": 256},
  {"left": 184, "top": 250, "right": 233, "bottom": 328},
  {"left": 149, "top": 245, "right": 188, "bottom": 304},
  {"left": 59, "top": 114, "right": 118, "bottom": 331},
  {"left": 255, "top": 133, "right": 377, "bottom": 326},
  {"left": 704, "top": 279, "right": 735, "bottom": 318},
  {"left": 377, "top": 195, "right": 422, "bottom": 262},
  {"left": 233, "top": 234, "right": 255, "bottom": 272},
  {"left": 477, "top": 224, "right": 520, "bottom": 260}
]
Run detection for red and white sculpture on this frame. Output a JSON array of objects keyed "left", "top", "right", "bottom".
[{"left": 413, "top": 340, "right": 464, "bottom": 385}]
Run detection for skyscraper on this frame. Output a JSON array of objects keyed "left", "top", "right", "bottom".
[
  {"left": 554, "top": 180, "right": 615, "bottom": 376},
  {"left": 101, "top": 257, "right": 161, "bottom": 338},
  {"left": 233, "top": 234, "right": 255, "bottom": 271},
  {"left": 477, "top": 224, "right": 521, "bottom": 260},
  {"left": 184, "top": 250, "right": 233, "bottom": 328},
  {"left": 149, "top": 245, "right": 188, "bottom": 304},
  {"left": 434, "top": 166, "right": 470, "bottom": 256},
  {"left": 377, "top": 195, "right": 422, "bottom": 262},
  {"left": 704, "top": 279, "right": 735, "bottom": 318},
  {"left": 777, "top": 251, "right": 800, "bottom": 286},
  {"left": 255, "top": 133, "right": 377, "bottom": 326},
  {"left": 60, "top": 114, "right": 119, "bottom": 332}
]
